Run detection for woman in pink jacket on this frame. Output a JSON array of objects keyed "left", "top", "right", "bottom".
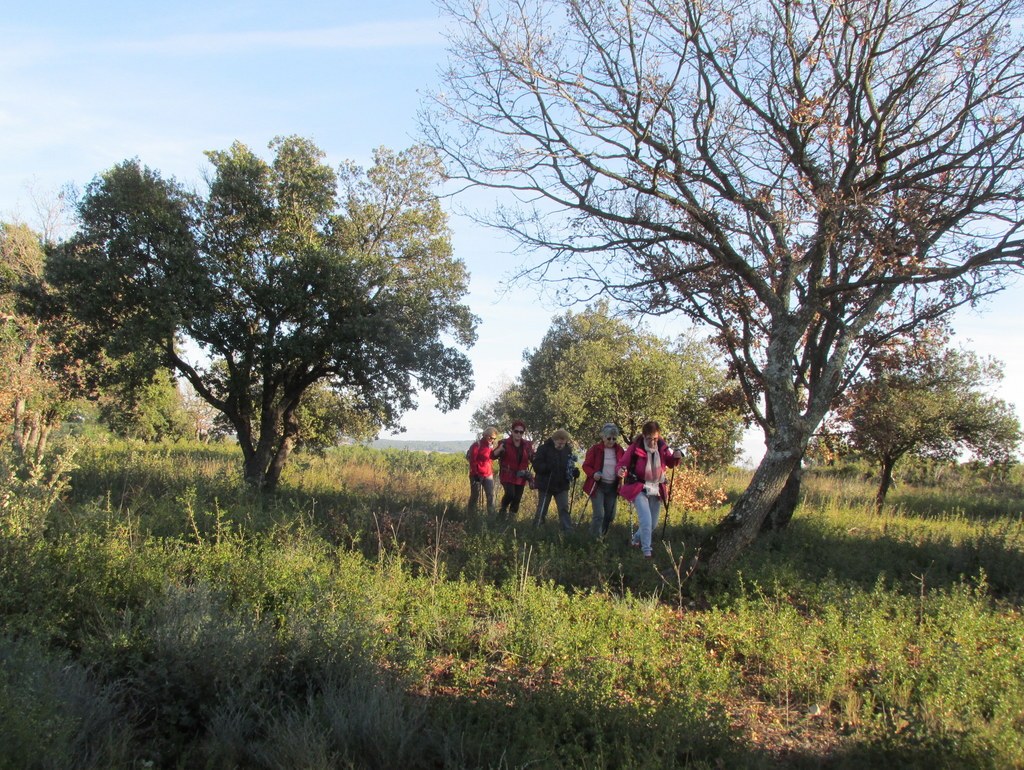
[
  {"left": 616, "top": 420, "right": 682, "bottom": 557},
  {"left": 582, "top": 422, "right": 625, "bottom": 537}
]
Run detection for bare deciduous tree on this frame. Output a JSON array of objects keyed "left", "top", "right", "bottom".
[{"left": 424, "top": 0, "right": 1024, "bottom": 572}]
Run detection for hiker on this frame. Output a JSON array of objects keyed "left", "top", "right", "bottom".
[
  {"left": 582, "top": 422, "right": 625, "bottom": 537},
  {"left": 493, "top": 419, "right": 534, "bottom": 517},
  {"left": 617, "top": 420, "right": 682, "bottom": 557},
  {"left": 467, "top": 426, "right": 499, "bottom": 514},
  {"left": 532, "top": 429, "right": 580, "bottom": 532}
]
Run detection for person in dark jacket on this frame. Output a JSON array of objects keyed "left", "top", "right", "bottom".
[
  {"left": 616, "top": 420, "right": 682, "bottom": 557},
  {"left": 492, "top": 419, "right": 534, "bottom": 517},
  {"left": 532, "top": 429, "right": 580, "bottom": 532},
  {"left": 582, "top": 422, "right": 625, "bottom": 537}
]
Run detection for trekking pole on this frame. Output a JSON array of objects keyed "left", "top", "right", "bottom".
[
  {"left": 535, "top": 465, "right": 554, "bottom": 527},
  {"left": 660, "top": 462, "right": 677, "bottom": 540},
  {"left": 617, "top": 464, "right": 634, "bottom": 545},
  {"left": 628, "top": 500, "right": 636, "bottom": 545}
]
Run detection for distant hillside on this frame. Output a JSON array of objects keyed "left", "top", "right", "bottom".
[{"left": 370, "top": 439, "right": 470, "bottom": 454}]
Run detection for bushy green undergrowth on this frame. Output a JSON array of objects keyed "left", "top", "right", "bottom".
[{"left": 1, "top": 439, "right": 1022, "bottom": 768}]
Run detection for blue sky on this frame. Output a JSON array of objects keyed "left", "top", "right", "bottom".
[{"left": 2, "top": 1, "right": 1021, "bottom": 463}]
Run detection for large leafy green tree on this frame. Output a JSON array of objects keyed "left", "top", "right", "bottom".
[
  {"left": 838, "top": 338, "right": 1021, "bottom": 513},
  {"left": 474, "top": 303, "right": 744, "bottom": 468},
  {"left": 426, "top": 0, "right": 1024, "bottom": 571},
  {"left": 51, "top": 138, "right": 477, "bottom": 490}
]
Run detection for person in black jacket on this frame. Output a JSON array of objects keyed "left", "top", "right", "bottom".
[{"left": 532, "top": 429, "right": 580, "bottom": 532}]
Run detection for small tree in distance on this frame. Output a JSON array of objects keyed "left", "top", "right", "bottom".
[
  {"left": 473, "top": 302, "right": 745, "bottom": 468},
  {"left": 837, "top": 334, "right": 1021, "bottom": 513}
]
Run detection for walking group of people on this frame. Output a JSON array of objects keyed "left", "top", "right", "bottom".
[{"left": 466, "top": 420, "right": 683, "bottom": 557}]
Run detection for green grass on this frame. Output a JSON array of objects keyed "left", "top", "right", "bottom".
[{"left": 1, "top": 439, "right": 1022, "bottom": 768}]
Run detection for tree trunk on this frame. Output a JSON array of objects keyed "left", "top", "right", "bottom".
[
  {"left": 33, "top": 422, "right": 51, "bottom": 464},
  {"left": 239, "top": 414, "right": 276, "bottom": 490},
  {"left": 874, "top": 455, "right": 897, "bottom": 514},
  {"left": 243, "top": 439, "right": 277, "bottom": 490},
  {"left": 241, "top": 399, "right": 295, "bottom": 492},
  {"left": 697, "top": 446, "right": 803, "bottom": 574},
  {"left": 11, "top": 397, "right": 27, "bottom": 458},
  {"left": 228, "top": 402, "right": 271, "bottom": 491},
  {"left": 229, "top": 384, "right": 306, "bottom": 493},
  {"left": 234, "top": 419, "right": 263, "bottom": 489},
  {"left": 264, "top": 408, "right": 300, "bottom": 491},
  {"left": 760, "top": 463, "right": 804, "bottom": 532}
]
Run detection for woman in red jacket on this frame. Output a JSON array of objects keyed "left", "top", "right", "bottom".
[
  {"left": 466, "top": 426, "right": 499, "bottom": 514},
  {"left": 582, "top": 423, "right": 625, "bottom": 537},
  {"left": 616, "top": 421, "right": 682, "bottom": 557},
  {"left": 492, "top": 420, "right": 534, "bottom": 517}
]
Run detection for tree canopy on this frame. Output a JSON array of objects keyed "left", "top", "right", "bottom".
[
  {"left": 1, "top": 222, "right": 83, "bottom": 462},
  {"left": 837, "top": 333, "right": 1021, "bottom": 512},
  {"left": 473, "top": 303, "right": 745, "bottom": 468},
  {"left": 51, "top": 138, "right": 478, "bottom": 489},
  {"left": 425, "top": 0, "right": 1024, "bottom": 570}
]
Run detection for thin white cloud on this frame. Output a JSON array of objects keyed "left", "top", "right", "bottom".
[
  {"left": 0, "top": 19, "right": 444, "bottom": 70},
  {"left": 104, "top": 20, "right": 445, "bottom": 56}
]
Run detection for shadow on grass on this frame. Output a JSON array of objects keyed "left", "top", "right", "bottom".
[
  {"left": 717, "top": 516, "right": 1024, "bottom": 603},
  {"left": 420, "top": 679, "right": 737, "bottom": 769},
  {"left": 3, "top": 609, "right": 999, "bottom": 770},
  {"left": 189, "top": 656, "right": 1002, "bottom": 769},
  {"left": 450, "top": 502, "right": 1024, "bottom": 606}
]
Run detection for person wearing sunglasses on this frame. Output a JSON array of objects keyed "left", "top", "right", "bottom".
[
  {"left": 582, "top": 422, "right": 625, "bottom": 537},
  {"left": 492, "top": 420, "right": 534, "bottom": 517},
  {"left": 616, "top": 420, "right": 683, "bottom": 557},
  {"left": 466, "top": 426, "right": 499, "bottom": 514}
]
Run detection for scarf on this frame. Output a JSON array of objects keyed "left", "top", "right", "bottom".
[{"left": 643, "top": 444, "right": 661, "bottom": 482}]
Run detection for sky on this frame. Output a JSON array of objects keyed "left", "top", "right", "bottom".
[{"left": 2, "top": 1, "right": 1022, "bottom": 466}]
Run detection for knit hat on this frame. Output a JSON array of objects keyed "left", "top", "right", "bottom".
[{"left": 600, "top": 423, "right": 619, "bottom": 438}]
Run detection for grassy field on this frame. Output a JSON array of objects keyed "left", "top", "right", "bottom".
[{"left": 1, "top": 439, "right": 1022, "bottom": 768}]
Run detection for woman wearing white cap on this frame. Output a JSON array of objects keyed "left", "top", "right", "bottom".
[{"left": 582, "top": 423, "right": 625, "bottom": 536}]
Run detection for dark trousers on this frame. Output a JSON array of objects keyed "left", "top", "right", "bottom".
[
  {"left": 499, "top": 481, "right": 526, "bottom": 514},
  {"left": 534, "top": 489, "right": 572, "bottom": 532}
]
